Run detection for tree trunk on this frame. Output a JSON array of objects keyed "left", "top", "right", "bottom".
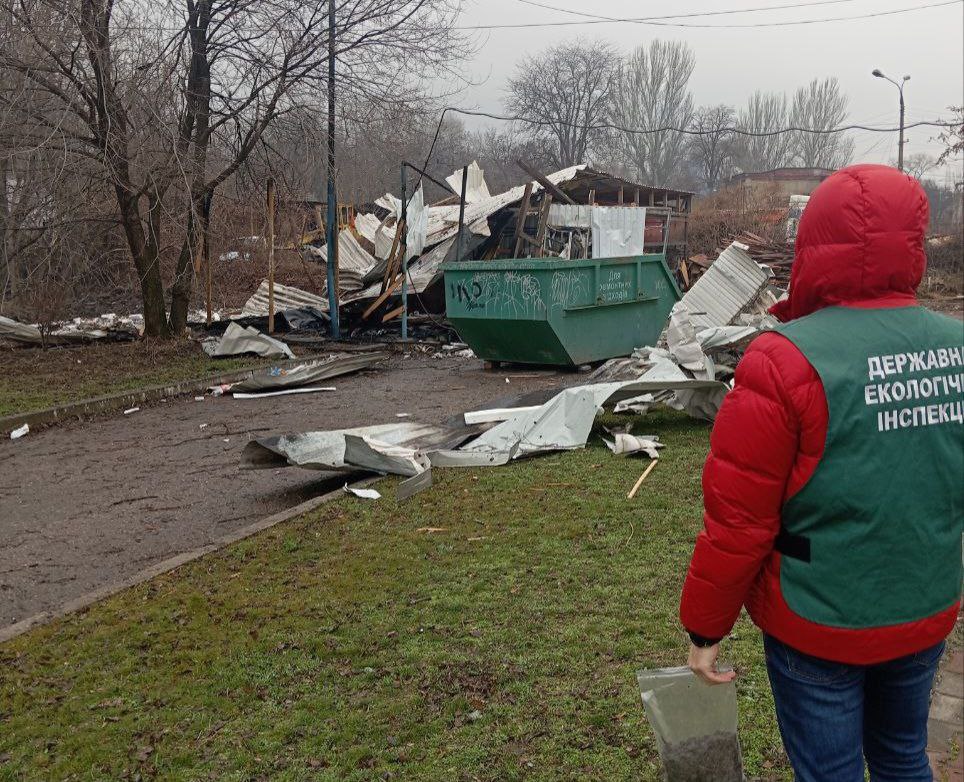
[
  {"left": 167, "top": 202, "right": 200, "bottom": 335},
  {"left": 115, "top": 185, "right": 170, "bottom": 338},
  {"left": 168, "top": 0, "right": 212, "bottom": 336}
]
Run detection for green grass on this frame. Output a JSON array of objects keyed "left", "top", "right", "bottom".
[
  {"left": 0, "top": 341, "right": 259, "bottom": 417},
  {"left": 0, "top": 411, "right": 790, "bottom": 780}
]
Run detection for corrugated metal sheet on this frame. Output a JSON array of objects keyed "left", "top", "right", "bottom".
[
  {"left": 680, "top": 242, "right": 769, "bottom": 330},
  {"left": 316, "top": 230, "right": 386, "bottom": 292},
  {"left": 241, "top": 281, "right": 329, "bottom": 316}
]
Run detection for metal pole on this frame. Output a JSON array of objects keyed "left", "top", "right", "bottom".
[
  {"left": 203, "top": 191, "right": 213, "bottom": 326},
  {"left": 324, "top": 0, "right": 340, "bottom": 339},
  {"left": 897, "top": 86, "right": 905, "bottom": 173},
  {"left": 400, "top": 165, "right": 408, "bottom": 341},
  {"left": 456, "top": 165, "right": 468, "bottom": 261}
]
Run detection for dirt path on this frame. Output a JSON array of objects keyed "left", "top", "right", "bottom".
[{"left": 0, "top": 355, "right": 574, "bottom": 629}]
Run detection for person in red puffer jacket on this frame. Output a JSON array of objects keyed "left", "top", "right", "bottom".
[{"left": 679, "top": 164, "right": 963, "bottom": 782}]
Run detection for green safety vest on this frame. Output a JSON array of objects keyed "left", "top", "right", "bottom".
[{"left": 774, "top": 306, "right": 964, "bottom": 629}]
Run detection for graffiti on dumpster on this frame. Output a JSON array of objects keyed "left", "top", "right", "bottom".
[
  {"left": 550, "top": 270, "right": 590, "bottom": 310},
  {"left": 451, "top": 271, "right": 546, "bottom": 317}
]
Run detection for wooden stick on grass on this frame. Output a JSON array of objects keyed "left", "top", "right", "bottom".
[{"left": 627, "top": 460, "right": 658, "bottom": 500}]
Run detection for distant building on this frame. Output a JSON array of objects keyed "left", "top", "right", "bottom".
[{"left": 727, "top": 167, "right": 835, "bottom": 201}]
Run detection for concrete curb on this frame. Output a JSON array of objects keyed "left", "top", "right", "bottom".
[
  {"left": 0, "top": 477, "right": 379, "bottom": 645},
  {"left": 0, "top": 354, "right": 330, "bottom": 434}
]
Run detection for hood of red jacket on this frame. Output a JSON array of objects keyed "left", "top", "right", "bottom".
[{"left": 770, "top": 164, "right": 929, "bottom": 322}]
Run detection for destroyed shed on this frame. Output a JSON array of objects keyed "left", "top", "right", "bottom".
[{"left": 262, "top": 163, "right": 693, "bottom": 337}]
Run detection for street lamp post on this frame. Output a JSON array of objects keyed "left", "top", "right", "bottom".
[{"left": 872, "top": 69, "right": 910, "bottom": 172}]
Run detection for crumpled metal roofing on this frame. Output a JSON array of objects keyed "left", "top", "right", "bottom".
[
  {"left": 679, "top": 242, "right": 770, "bottom": 332},
  {"left": 361, "top": 164, "right": 587, "bottom": 256},
  {"left": 241, "top": 280, "right": 330, "bottom": 316},
  {"left": 314, "top": 230, "right": 386, "bottom": 292},
  {"left": 445, "top": 160, "right": 491, "bottom": 203}
]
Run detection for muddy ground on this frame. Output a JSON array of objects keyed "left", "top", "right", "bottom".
[
  {"left": 0, "top": 355, "right": 578, "bottom": 629},
  {"left": 3, "top": 298, "right": 960, "bottom": 632}
]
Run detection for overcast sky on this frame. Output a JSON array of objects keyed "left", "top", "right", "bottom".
[{"left": 444, "top": 0, "right": 964, "bottom": 181}]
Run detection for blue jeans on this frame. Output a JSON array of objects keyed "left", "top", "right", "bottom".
[{"left": 764, "top": 634, "right": 945, "bottom": 782}]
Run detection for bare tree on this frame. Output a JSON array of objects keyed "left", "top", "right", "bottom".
[
  {"left": 470, "top": 127, "right": 554, "bottom": 192},
  {"left": 0, "top": 0, "right": 466, "bottom": 337},
  {"left": 688, "top": 104, "right": 736, "bottom": 193},
  {"left": 610, "top": 40, "right": 694, "bottom": 187},
  {"left": 788, "top": 77, "right": 854, "bottom": 169},
  {"left": 896, "top": 153, "right": 938, "bottom": 181},
  {"left": 934, "top": 106, "right": 964, "bottom": 168},
  {"left": 735, "top": 91, "right": 792, "bottom": 173},
  {"left": 506, "top": 39, "right": 617, "bottom": 168}
]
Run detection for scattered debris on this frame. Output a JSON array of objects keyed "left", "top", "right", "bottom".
[
  {"left": 627, "top": 460, "right": 658, "bottom": 499},
  {"left": 397, "top": 469, "right": 434, "bottom": 501},
  {"left": 203, "top": 322, "right": 294, "bottom": 359},
  {"left": 463, "top": 406, "right": 542, "bottom": 425},
  {"left": 416, "top": 527, "right": 447, "bottom": 533},
  {"left": 728, "top": 231, "right": 795, "bottom": 288},
  {"left": 343, "top": 435, "right": 431, "bottom": 477},
  {"left": 0, "top": 313, "right": 141, "bottom": 346},
  {"left": 10, "top": 424, "right": 29, "bottom": 440},
  {"left": 230, "top": 386, "right": 336, "bottom": 399},
  {"left": 242, "top": 421, "right": 469, "bottom": 472},
  {"left": 215, "top": 352, "right": 384, "bottom": 396},
  {"left": 344, "top": 485, "right": 381, "bottom": 500},
  {"left": 678, "top": 242, "right": 769, "bottom": 332},
  {"left": 602, "top": 429, "right": 663, "bottom": 459},
  {"left": 123, "top": 407, "right": 140, "bottom": 415}
]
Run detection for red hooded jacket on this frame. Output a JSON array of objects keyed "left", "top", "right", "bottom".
[{"left": 679, "top": 164, "right": 961, "bottom": 664}]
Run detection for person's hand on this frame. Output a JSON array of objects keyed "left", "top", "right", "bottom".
[{"left": 688, "top": 643, "right": 737, "bottom": 685}]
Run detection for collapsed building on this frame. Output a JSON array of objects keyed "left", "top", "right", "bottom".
[{"left": 243, "top": 162, "right": 693, "bottom": 338}]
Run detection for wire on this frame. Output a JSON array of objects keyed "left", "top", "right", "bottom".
[
  {"left": 515, "top": 0, "right": 865, "bottom": 23},
  {"left": 439, "top": 106, "right": 957, "bottom": 138},
  {"left": 458, "top": 0, "right": 961, "bottom": 30}
]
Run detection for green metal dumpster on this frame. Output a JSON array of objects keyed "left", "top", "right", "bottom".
[{"left": 442, "top": 254, "right": 681, "bottom": 366}]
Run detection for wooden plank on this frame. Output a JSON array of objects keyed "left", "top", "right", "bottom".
[
  {"left": 381, "top": 304, "right": 405, "bottom": 323},
  {"left": 516, "top": 159, "right": 576, "bottom": 205},
  {"left": 513, "top": 182, "right": 533, "bottom": 258},
  {"left": 362, "top": 274, "right": 404, "bottom": 320},
  {"left": 381, "top": 219, "right": 405, "bottom": 294},
  {"left": 533, "top": 195, "right": 553, "bottom": 258},
  {"left": 627, "top": 460, "right": 658, "bottom": 499}
]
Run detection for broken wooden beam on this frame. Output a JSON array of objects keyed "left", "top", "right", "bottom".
[
  {"left": 381, "top": 304, "right": 405, "bottom": 323},
  {"left": 362, "top": 274, "right": 405, "bottom": 320},
  {"left": 515, "top": 159, "right": 576, "bottom": 205},
  {"left": 513, "top": 182, "right": 533, "bottom": 258}
]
